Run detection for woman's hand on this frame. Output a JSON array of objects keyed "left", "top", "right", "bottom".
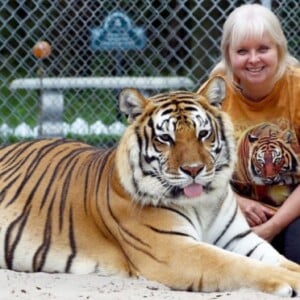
[
  {"left": 236, "top": 194, "right": 275, "bottom": 227},
  {"left": 237, "top": 185, "right": 300, "bottom": 242}
]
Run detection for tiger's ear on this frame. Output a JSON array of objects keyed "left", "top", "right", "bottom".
[
  {"left": 119, "top": 88, "right": 147, "bottom": 123},
  {"left": 197, "top": 76, "right": 226, "bottom": 108}
]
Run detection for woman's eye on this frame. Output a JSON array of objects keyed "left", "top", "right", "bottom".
[
  {"left": 258, "top": 46, "right": 269, "bottom": 53},
  {"left": 237, "top": 49, "right": 247, "bottom": 55}
]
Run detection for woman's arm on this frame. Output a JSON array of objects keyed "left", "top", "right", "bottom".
[{"left": 253, "top": 185, "right": 300, "bottom": 241}]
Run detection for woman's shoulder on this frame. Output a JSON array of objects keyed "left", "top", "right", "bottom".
[
  {"left": 286, "top": 66, "right": 300, "bottom": 79},
  {"left": 281, "top": 66, "right": 300, "bottom": 95}
]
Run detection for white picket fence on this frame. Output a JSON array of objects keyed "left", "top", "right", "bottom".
[{"left": 0, "top": 119, "right": 126, "bottom": 138}]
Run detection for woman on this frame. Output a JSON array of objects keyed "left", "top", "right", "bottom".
[{"left": 198, "top": 4, "right": 300, "bottom": 262}]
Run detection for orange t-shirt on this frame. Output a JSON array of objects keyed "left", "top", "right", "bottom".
[{"left": 199, "top": 67, "right": 300, "bottom": 210}]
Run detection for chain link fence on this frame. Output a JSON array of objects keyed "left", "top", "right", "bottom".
[{"left": 1, "top": 0, "right": 299, "bottom": 146}]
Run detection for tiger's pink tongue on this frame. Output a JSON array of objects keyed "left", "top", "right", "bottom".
[{"left": 183, "top": 184, "right": 203, "bottom": 198}]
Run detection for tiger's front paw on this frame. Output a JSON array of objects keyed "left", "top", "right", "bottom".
[
  {"left": 271, "top": 283, "right": 297, "bottom": 298},
  {"left": 279, "top": 256, "right": 300, "bottom": 273},
  {"left": 259, "top": 269, "right": 300, "bottom": 297}
]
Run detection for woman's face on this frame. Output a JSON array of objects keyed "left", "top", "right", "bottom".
[{"left": 228, "top": 33, "right": 279, "bottom": 88}]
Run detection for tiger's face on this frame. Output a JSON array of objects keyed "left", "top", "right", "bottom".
[
  {"left": 251, "top": 139, "right": 292, "bottom": 184},
  {"left": 116, "top": 77, "right": 235, "bottom": 206},
  {"left": 247, "top": 124, "right": 299, "bottom": 185}
]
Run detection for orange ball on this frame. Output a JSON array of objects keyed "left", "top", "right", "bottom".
[{"left": 32, "top": 41, "right": 51, "bottom": 59}]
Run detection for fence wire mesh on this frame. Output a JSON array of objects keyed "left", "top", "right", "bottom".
[{"left": 1, "top": 0, "right": 299, "bottom": 146}]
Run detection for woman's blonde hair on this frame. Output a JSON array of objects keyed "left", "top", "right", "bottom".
[{"left": 210, "top": 4, "right": 299, "bottom": 83}]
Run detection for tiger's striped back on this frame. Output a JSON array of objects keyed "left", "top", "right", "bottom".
[{"left": 0, "top": 139, "right": 130, "bottom": 273}]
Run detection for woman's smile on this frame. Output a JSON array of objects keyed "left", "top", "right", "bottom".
[{"left": 229, "top": 34, "right": 279, "bottom": 100}]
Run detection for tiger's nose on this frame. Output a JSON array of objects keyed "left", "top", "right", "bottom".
[{"left": 180, "top": 164, "right": 204, "bottom": 177}]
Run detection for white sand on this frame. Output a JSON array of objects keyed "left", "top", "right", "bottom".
[{"left": 0, "top": 269, "right": 291, "bottom": 300}]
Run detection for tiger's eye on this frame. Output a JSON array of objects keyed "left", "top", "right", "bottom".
[
  {"left": 198, "top": 130, "right": 209, "bottom": 139},
  {"left": 156, "top": 134, "right": 173, "bottom": 145}
]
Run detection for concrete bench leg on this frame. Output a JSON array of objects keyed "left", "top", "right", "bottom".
[{"left": 39, "top": 90, "right": 64, "bottom": 137}]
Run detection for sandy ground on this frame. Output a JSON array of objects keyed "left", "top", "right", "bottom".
[{"left": 0, "top": 269, "right": 293, "bottom": 300}]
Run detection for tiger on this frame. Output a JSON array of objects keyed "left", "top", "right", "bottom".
[
  {"left": 238, "top": 123, "right": 299, "bottom": 186},
  {"left": 232, "top": 122, "right": 300, "bottom": 207},
  {"left": 0, "top": 77, "right": 300, "bottom": 297}
]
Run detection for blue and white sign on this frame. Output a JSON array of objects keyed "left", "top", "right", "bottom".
[{"left": 91, "top": 11, "right": 147, "bottom": 51}]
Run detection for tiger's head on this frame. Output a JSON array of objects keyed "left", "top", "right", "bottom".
[
  {"left": 116, "top": 77, "right": 235, "bottom": 207},
  {"left": 244, "top": 123, "right": 299, "bottom": 185}
]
